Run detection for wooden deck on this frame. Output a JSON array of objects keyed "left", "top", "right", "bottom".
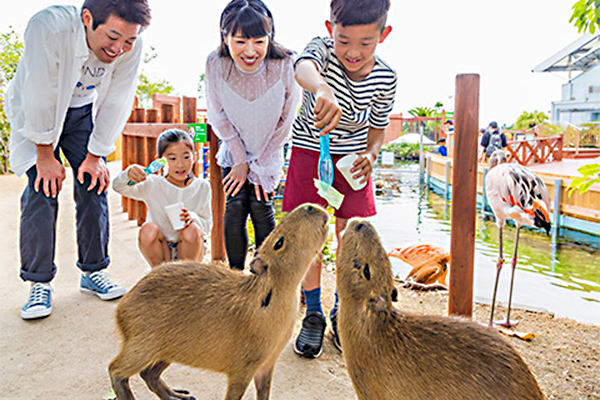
[{"left": 425, "top": 153, "right": 600, "bottom": 239}]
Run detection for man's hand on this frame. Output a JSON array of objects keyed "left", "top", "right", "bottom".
[
  {"left": 314, "top": 85, "right": 342, "bottom": 135},
  {"left": 78, "top": 153, "right": 110, "bottom": 194},
  {"left": 223, "top": 163, "right": 249, "bottom": 197},
  {"left": 35, "top": 144, "right": 66, "bottom": 198}
]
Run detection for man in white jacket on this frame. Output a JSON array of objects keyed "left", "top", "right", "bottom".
[{"left": 5, "top": 0, "right": 151, "bottom": 320}]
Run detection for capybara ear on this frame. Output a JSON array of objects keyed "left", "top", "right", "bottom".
[
  {"left": 249, "top": 257, "right": 268, "bottom": 275},
  {"left": 391, "top": 287, "right": 398, "bottom": 302},
  {"left": 363, "top": 263, "right": 371, "bottom": 281}
]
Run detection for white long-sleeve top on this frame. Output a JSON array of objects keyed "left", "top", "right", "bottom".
[
  {"left": 5, "top": 5, "right": 142, "bottom": 176},
  {"left": 112, "top": 167, "right": 212, "bottom": 242},
  {"left": 205, "top": 50, "right": 300, "bottom": 192}
]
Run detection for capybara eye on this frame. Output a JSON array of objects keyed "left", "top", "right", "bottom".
[
  {"left": 307, "top": 205, "right": 315, "bottom": 213},
  {"left": 274, "top": 237, "right": 284, "bottom": 250},
  {"left": 363, "top": 263, "right": 371, "bottom": 281},
  {"left": 355, "top": 223, "right": 365, "bottom": 231}
]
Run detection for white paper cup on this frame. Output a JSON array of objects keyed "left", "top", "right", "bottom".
[
  {"left": 336, "top": 154, "right": 366, "bottom": 191},
  {"left": 165, "top": 202, "right": 185, "bottom": 231}
]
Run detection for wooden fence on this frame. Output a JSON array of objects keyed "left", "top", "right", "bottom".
[{"left": 505, "top": 135, "right": 563, "bottom": 166}]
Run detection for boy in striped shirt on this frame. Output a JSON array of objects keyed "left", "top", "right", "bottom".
[{"left": 282, "top": 0, "right": 397, "bottom": 358}]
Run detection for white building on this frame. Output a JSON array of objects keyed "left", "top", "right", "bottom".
[{"left": 534, "top": 33, "right": 600, "bottom": 125}]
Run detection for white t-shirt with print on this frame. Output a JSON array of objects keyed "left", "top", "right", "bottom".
[{"left": 70, "top": 50, "right": 109, "bottom": 108}]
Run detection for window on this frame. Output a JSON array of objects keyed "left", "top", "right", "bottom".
[{"left": 589, "top": 86, "right": 600, "bottom": 93}]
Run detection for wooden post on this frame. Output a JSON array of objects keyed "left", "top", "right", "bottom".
[
  {"left": 183, "top": 96, "right": 197, "bottom": 124},
  {"left": 147, "top": 109, "right": 159, "bottom": 123},
  {"left": 161, "top": 104, "right": 174, "bottom": 123},
  {"left": 449, "top": 74, "right": 480, "bottom": 318},
  {"left": 208, "top": 125, "right": 226, "bottom": 262},
  {"left": 134, "top": 108, "right": 146, "bottom": 123},
  {"left": 552, "top": 178, "right": 563, "bottom": 245}
]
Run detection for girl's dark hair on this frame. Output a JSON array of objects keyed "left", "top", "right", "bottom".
[
  {"left": 218, "top": 0, "right": 292, "bottom": 59},
  {"left": 157, "top": 129, "right": 194, "bottom": 158},
  {"left": 330, "top": 0, "right": 390, "bottom": 29},
  {"left": 82, "top": 0, "right": 151, "bottom": 30}
]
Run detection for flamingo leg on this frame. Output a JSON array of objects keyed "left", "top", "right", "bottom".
[
  {"left": 489, "top": 225, "right": 505, "bottom": 327},
  {"left": 498, "top": 226, "right": 521, "bottom": 328}
]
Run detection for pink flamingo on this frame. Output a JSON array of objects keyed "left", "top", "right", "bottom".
[{"left": 484, "top": 150, "right": 551, "bottom": 327}]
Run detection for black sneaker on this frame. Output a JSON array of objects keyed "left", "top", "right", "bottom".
[
  {"left": 330, "top": 310, "right": 342, "bottom": 353},
  {"left": 294, "top": 311, "right": 326, "bottom": 358}
]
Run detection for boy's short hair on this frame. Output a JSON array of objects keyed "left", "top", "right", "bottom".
[
  {"left": 330, "top": 0, "right": 390, "bottom": 29},
  {"left": 82, "top": 0, "right": 151, "bottom": 30}
]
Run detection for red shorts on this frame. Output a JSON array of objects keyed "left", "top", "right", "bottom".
[{"left": 282, "top": 147, "right": 376, "bottom": 219}]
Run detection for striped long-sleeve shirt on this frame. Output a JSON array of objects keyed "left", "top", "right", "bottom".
[{"left": 291, "top": 37, "right": 397, "bottom": 155}]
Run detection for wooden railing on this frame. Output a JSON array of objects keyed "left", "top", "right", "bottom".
[
  {"left": 505, "top": 135, "right": 563, "bottom": 166},
  {"left": 120, "top": 95, "right": 226, "bottom": 261}
]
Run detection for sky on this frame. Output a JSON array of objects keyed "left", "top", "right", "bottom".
[{"left": 0, "top": 0, "right": 584, "bottom": 128}]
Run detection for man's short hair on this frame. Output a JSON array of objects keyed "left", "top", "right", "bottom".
[
  {"left": 82, "top": 0, "right": 151, "bottom": 30},
  {"left": 330, "top": 0, "right": 390, "bottom": 29}
]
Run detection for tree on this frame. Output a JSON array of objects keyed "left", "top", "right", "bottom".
[
  {"left": 0, "top": 28, "right": 23, "bottom": 174},
  {"left": 514, "top": 110, "right": 548, "bottom": 131},
  {"left": 570, "top": 0, "right": 600, "bottom": 33},
  {"left": 567, "top": 0, "right": 600, "bottom": 195},
  {"left": 136, "top": 46, "right": 174, "bottom": 108}
]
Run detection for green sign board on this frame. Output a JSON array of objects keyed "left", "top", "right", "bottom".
[{"left": 188, "top": 123, "right": 207, "bottom": 143}]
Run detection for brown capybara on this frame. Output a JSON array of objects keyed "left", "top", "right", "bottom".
[
  {"left": 336, "top": 219, "right": 544, "bottom": 400},
  {"left": 109, "top": 204, "right": 329, "bottom": 400}
]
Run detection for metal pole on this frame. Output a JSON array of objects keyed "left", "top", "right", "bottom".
[
  {"left": 552, "top": 178, "right": 563, "bottom": 246},
  {"left": 481, "top": 167, "right": 488, "bottom": 214},
  {"left": 449, "top": 74, "right": 480, "bottom": 318},
  {"left": 426, "top": 155, "right": 431, "bottom": 192},
  {"left": 419, "top": 124, "right": 425, "bottom": 184},
  {"left": 444, "top": 160, "right": 451, "bottom": 201}
]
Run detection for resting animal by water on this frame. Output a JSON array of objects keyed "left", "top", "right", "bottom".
[
  {"left": 485, "top": 149, "right": 551, "bottom": 327},
  {"left": 336, "top": 219, "right": 544, "bottom": 400},
  {"left": 108, "top": 204, "right": 329, "bottom": 400}
]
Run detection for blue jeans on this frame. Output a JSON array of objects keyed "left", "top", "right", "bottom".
[
  {"left": 222, "top": 167, "right": 276, "bottom": 270},
  {"left": 19, "top": 104, "right": 110, "bottom": 283}
]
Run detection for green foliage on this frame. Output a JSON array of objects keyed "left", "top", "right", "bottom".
[
  {"left": 381, "top": 143, "right": 421, "bottom": 161},
  {"left": 408, "top": 106, "right": 437, "bottom": 118},
  {"left": 197, "top": 73, "right": 206, "bottom": 101},
  {"left": 136, "top": 46, "right": 174, "bottom": 108},
  {"left": 0, "top": 28, "right": 24, "bottom": 174},
  {"left": 567, "top": 161, "right": 600, "bottom": 196},
  {"left": 514, "top": 110, "right": 548, "bottom": 131},
  {"left": 570, "top": 0, "right": 600, "bottom": 33}
]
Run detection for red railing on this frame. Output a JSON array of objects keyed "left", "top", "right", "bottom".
[{"left": 505, "top": 135, "right": 563, "bottom": 166}]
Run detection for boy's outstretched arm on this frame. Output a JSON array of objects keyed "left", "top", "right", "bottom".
[
  {"left": 354, "top": 127, "right": 385, "bottom": 183},
  {"left": 295, "top": 60, "right": 342, "bottom": 135}
]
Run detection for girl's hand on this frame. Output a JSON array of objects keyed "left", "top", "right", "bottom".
[
  {"left": 314, "top": 85, "right": 341, "bottom": 135},
  {"left": 254, "top": 184, "right": 273, "bottom": 203},
  {"left": 351, "top": 152, "right": 377, "bottom": 183},
  {"left": 223, "top": 163, "right": 249, "bottom": 197},
  {"left": 180, "top": 207, "right": 192, "bottom": 227},
  {"left": 127, "top": 165, "right": 147, "bottom": 184}
]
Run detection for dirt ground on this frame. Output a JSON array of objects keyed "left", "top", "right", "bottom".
[{"left": 0, "top": 163, "right": 599, "bottom": 399}]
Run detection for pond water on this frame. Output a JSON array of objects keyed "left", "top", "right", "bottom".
[{"left": 368, "top": 163, "right": 600, "bottom": 326}]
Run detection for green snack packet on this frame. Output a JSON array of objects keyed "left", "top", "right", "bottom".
[{"left": 314, "top": 178, "right": 344, "bottom": 210}]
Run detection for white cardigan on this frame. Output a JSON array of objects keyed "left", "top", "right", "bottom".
[
  {"left": 5, "top": 5, "right": 142, "bottom": 176},
  {"left": 112, "top": 167, "right": 213, "bottom": 242}
]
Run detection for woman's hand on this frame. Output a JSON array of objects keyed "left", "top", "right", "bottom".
[
  {"left": 254, "top": 184, "right": 273, "bottom": 203},
  {"left": 223, "top": 163, "right": 249, "bottom": 197}
]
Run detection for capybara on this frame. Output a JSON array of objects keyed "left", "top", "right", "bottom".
[
  {"left": 109, "top": 204, "right": 329, "bottom": 400},
  {"left": 336, "top": 219, "right": 544, "bottom": 400}
]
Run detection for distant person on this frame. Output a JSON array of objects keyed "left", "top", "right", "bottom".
[
  {"left": 6, "top": 0, "right": 151, "bottom": 320},
  {"left": 444, "top": 119, "right": 454, "bottom": 133},
  {"left": 282, "top": 0, "right": 396, "bottom": 358},
  {"left": 206, "top": 0, "right": 300, "bottom": 270},
  {"left": 437, "top": 138, "right": 447, "bottom": 156},
  {"left": 112, "top": 129, "right": 212, "bottom": 267},
  {"left": 479, "top": 121, "right": 507, "bottom": 162}
]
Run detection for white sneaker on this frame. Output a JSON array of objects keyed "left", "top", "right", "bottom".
[
  {"left": 22, "top": 282, "right": 53, "bottom": 320},
  {"left": 80, "top": 271, "right": 126, "bottom": 300}
]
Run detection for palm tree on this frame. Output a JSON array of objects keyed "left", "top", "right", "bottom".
[{"left": 514, "top": 111, "right": 548, "bottom": 131}]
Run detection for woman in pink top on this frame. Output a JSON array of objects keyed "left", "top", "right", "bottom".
[{"left": 206, "top": 0, "right": 299, "bottom": 269}]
